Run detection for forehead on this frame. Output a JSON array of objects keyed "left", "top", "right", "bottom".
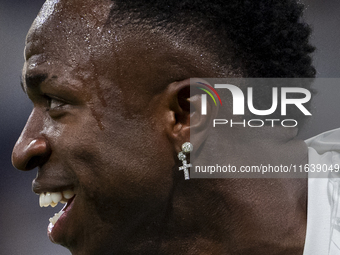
[
  {"left": 24, "top": 0, "right": 226, "bottom": 99},
  {"left": 25, "top": 0, "right": 114, "bottom": 64},
  {"left": 23, "top": 0, "right": 123, "bottom": 93}
]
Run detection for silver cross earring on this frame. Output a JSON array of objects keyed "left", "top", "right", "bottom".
[{"left": 178, "top": 142, "right": 193, "bottom": 180}]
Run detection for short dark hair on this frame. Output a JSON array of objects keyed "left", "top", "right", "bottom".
[
  {"left": 109, "top": 0, "right": 315, "bottom": 78},
  {"left": 108, "top": 0, "right": 315, "bottom": 126}
]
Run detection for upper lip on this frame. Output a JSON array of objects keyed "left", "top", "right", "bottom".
[{"left": 32, "top": 179, "right": 76, "bottom": 194}]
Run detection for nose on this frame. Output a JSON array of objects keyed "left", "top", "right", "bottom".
[
  {"left": 12, "top": 138, "right": 51, "bottom": 171},
  {"left": 12, "top": 111, "right": 51, "bottom": 171}
]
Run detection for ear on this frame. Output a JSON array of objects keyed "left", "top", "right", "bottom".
[{"left": 164, "top": 78, "right": 219, "bottom": 155}]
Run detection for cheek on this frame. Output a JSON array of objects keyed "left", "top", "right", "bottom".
[{"left": 63, "top": 116, "right": 175, "bottom": 205}]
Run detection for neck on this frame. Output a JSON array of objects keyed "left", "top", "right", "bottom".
[
  {"left": 159, "top": 126, "right": 308, "bottom": 254},
  {"left": 122, "top": 126, "right": 308, "bottom": 255}
]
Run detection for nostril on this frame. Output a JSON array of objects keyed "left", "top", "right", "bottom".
[
  {"left": 25, "top": 156, "right": 43, "bottom": 171},
  {"left": 25, "top": 152, "right": 51, "bottom": 170}
]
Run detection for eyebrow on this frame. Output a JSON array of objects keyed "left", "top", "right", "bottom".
[{"left": 23, "top": 73, "right": 48, "bottom": 92}]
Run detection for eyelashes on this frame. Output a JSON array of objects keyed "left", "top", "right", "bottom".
[
  {"left": 44, "top": 94, "right": 66, "bottom": 110},
  {"left": 48, "top": 97, "right": 66, "bottom": 110},
  {"left": 43, "top": 94, "right": 68, "bottom": 118}
]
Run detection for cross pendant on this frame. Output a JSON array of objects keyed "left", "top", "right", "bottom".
[{"left": 179, "top": 160, "right": 192, "bottom": 180}]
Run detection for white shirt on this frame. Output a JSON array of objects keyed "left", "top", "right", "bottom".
[{"left": 304, "top": 128, "right": 340, "bottom": 254}]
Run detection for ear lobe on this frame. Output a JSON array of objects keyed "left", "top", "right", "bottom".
[{"left": 166, "top": 78, "right": 219, "bottom": 153}]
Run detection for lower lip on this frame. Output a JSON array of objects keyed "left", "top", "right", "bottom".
[{"left": 47, "top": 196, "right": 76, "bottom": 244}]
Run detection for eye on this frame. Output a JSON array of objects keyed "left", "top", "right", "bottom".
[
  {"left": 43, "top": 94, "right": 72, "bottom": 119},
  {"left": 44, "top": 94, "right": 66, "bottom": 111},
  {"left": 49, "top": 98, "right": 65, "bottom": 109}
]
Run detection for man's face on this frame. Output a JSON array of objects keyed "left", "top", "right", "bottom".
[{"left": 12, "top": 0, "right": 175, "bottom": 253}]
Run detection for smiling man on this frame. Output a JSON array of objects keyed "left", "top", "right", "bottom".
[{"left": 11, "top": 0, "right": 339, "bottom": 254}]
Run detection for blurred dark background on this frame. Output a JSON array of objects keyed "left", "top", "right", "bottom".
[{"left": 0, "top": 0, "right": 339, "bottom": 254}]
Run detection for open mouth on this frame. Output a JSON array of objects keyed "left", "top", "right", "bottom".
[{"left": 38, "top": 189, "right": 76, "bottom": 231}]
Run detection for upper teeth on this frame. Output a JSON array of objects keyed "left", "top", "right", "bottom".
[{"left": 39, "top": 189, "right": 75, "bottom": 207}]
